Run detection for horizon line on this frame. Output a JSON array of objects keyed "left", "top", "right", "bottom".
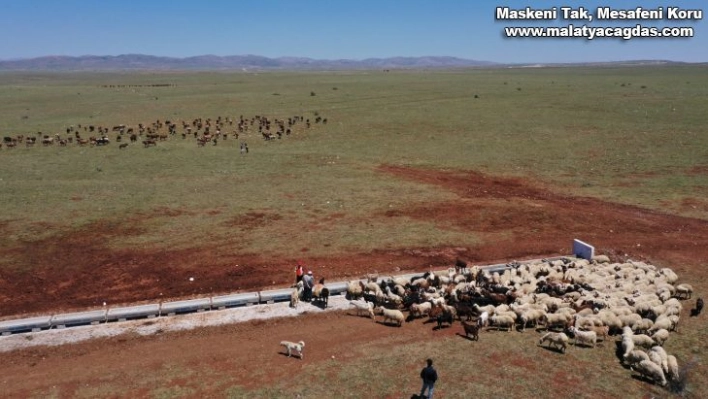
[{"left": 0, "top": 54, "right": 705, "bottom": 65}]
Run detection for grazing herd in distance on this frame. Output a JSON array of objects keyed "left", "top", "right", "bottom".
[{"left": 1, "top": 113, "right": 328, "bottom": 150}]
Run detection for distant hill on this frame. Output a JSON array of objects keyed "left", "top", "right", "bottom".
[{"left": 0, "top": 54, "right": 498, "bottom": 71}]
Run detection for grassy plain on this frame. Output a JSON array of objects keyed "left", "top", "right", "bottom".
[{"left": 1, "top": 66, "right": 707, "bottom": 262}]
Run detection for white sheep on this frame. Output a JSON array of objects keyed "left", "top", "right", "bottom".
[
  {"left": 568, "top": 326, "right": 597, "bottom": 348},
  {"left": 489, "top": 314, "right": 515, "bottom": 332},
  {"left": 619, "top": 313, "right": 642, "bottom": 329},
  {"left": 622, "top": 335, "right": 635, "bottom": 358},
  {"left": 409, "top": 302, "right": 432, "bottom": 319},
  {"left": 668, "top": 315, "right": 680, "bottom": 332},
  {"left": 648, "top": 315, "right": 673, "bottom": 333},
  {"left": 374, "top": 307, "right": 404, "bottom": 327},
  {"left": 365, "top": 281, "right": 382, "bottom": 294},
  {"left": 631, "top": 318, "right": 654, "bottom": 334},
  {"left": 473, "top": 303, "right": 496, "bottom": 316},
  {"left": 663, "top": 298, "right": 683, "bottom": 312},
  {"left": 346, "top": 280, "right": 364, "bottom": 300},
  {"left": 651, "top": 329, "right": 670, "bottom": 346},
  {"left": 660, "top": 268, "right": 679, "bottom": 284},
  {"left": 624, "top": 349, "right": 650, "bottom": 367},
  {"left": 631, "top": 334, "right": 656, "bottom": 349},
  {"left": 539, "top": 332, "right": 569, "bottom": 353},
  {"left": 666, "top": 355, "right": 680, "bottom": 382},
  {"left": 477, "top": 311, "right": 489, "bottom": 327},
  {"left": 675, "top": 283, "right": 693, "bottom": 299},
  {"left": 649, "top": 346, "right": 669, "bottom": 373},
  {"left": 519, "top": 309, "right": 546, "bottom": 332},
  {"left": 596, "top": 310, "right": 623, "bottom": 333},
  {"left": 657, "top": 288, "right": 672, "bottom": 303},
  {"left": 633, "top": 359, "right": 667, "bottom": 386},
  {"left": 384, "top": 286, "right": 403, "bottom": 304},
  {"left": 391, "top": 276, "right": 409, "bottom": 288},
  {"left": 349, "top": 299, "right": 375, "bottom": 320},
  {"left": 542, "top": 312, "right": 571, "bottom": 331},
  {"left": 581, "top": 325, "right": 609, "bottom": 342}
]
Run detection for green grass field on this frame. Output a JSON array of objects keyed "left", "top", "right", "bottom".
[{"left": 1, "top": 66, "right": 706, "bottom": 263}]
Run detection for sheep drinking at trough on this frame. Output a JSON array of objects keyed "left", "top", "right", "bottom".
[
  {"left": 311, "top": 278, "right": 329, "bottom": 308},
  {"left": 539, "top": 332, "right": 569, "bottom": 353}
]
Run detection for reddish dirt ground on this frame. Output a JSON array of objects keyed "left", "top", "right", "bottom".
[
  {"left": 0, "top": 311, "right": 462, "bottom": 397},
  {"left": 1, "top": 165, "right": 707, "bottom": 317},
  {"left": 2, "top": 164, "right": 708, "bottom": 396}
]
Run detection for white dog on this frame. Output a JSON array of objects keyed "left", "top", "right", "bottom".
[{"left": 280, "top": 340, "right": 305, "bottom": 359}]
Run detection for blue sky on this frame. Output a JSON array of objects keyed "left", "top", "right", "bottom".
[{"left": 0, "top": 0, "right": 704, "bottom": 63}]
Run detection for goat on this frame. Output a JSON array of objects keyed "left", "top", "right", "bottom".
[{"left": 460, "top": 321, "right": 479, "bottom": 341}]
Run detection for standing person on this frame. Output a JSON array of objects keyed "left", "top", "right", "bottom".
[
  {"left": 419, "top": 358, "right": 438, "bottom": 399},
  {"left": 295, "top": 262, "right": 304, "bottom": 284},
  {"left": 302, "top": 270, "right": 314, "bottom": 302}
]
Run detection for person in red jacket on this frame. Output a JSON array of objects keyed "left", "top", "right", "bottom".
[{"left": 295, "top": 262, "right": 304, "bottom": 283}]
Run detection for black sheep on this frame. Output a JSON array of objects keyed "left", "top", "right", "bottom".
[{"left": 436, "top": 310, "right": 455, "bottom": 330}]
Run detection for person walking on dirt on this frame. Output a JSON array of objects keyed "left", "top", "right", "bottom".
[{"left": 419, "top": 358, "right": 438, "bottom": 399}]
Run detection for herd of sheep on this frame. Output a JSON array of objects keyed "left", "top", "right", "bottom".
[{"left": 343, "top": 256, "right": 696, "bottom": 389}]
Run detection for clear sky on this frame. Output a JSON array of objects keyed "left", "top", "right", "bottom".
[{"left": 0, "top": 0, "right": 705, "bottom": 63}]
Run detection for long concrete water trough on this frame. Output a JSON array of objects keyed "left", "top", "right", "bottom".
[
  {"left": 106, "top": 304, "right": 160, "bottom": 322},
  {"left": 210, "top": 292, "right": 260, "bottom": 309},
  {"left": 160, "top": 298, "right": 212, "bottom": 316},
  {"left": 0, "top": 245, "right": 587, "bottom": 337},
  {"left": 50, "top": 309, "right": 108, "bottom": 329},
  {"left": 0, "top": 316, "right": 52, "bottom": 335},
  {"left": 258, "top": 288, "right": 294, "bottom": 304},
  {"left": 326, "top": 281, "right": 349, "bottom": 296}
]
